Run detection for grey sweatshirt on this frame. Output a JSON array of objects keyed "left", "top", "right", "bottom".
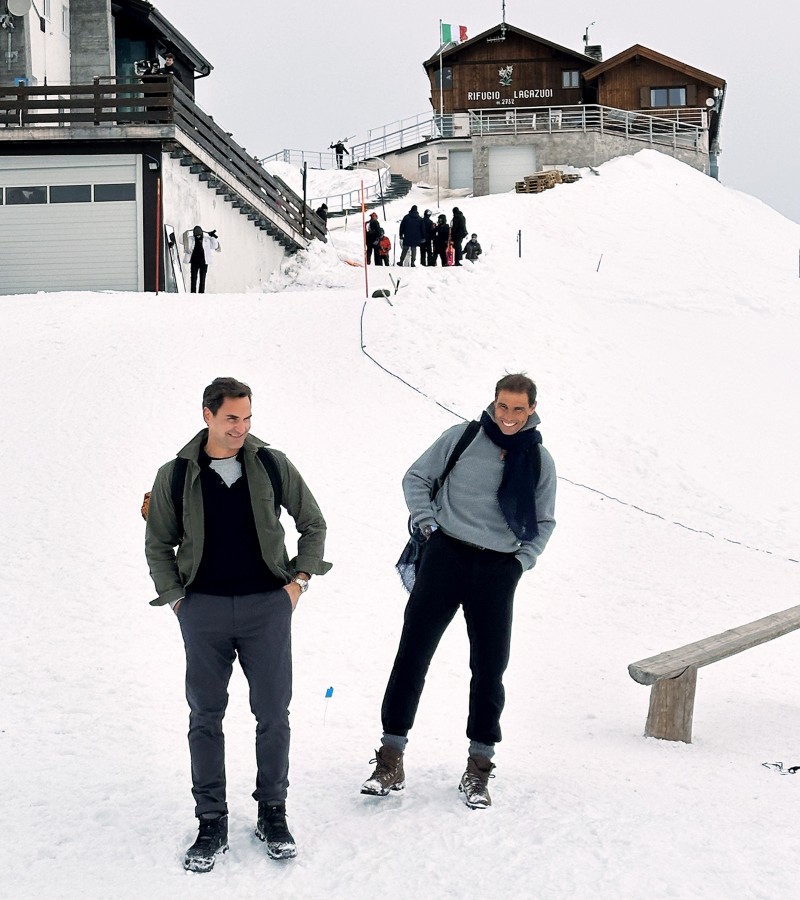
[{"left": 402, "top": 408, "right": 557, "bottom": 570}]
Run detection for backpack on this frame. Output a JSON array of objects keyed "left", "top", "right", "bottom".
[
  {"left": 141, "top": 447, "right": 283, "bottom": 533},
  {"left": 379, "top": 235, "right": 391, "bottom": 254}
]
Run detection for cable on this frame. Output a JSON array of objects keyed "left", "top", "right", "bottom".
[{"left": 359, "top": 299, "right": 799, "bottom": 566}]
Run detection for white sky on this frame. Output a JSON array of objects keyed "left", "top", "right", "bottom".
[
  {"left": 3, "top": 151, "right": 800, "bottom": 896},
  {"left": 157, "top": 0, "right": 800, "bottom": 225}
]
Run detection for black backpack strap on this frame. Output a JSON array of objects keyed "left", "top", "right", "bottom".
[
  {"left": 170, "top": 456, "right": 189, "bottom": 540},
  {"left": 256, "top": 446, "right": 283, "bottom": 516},
  {"left": 431, "top": 419, "right": 481, "bottom": 500}
]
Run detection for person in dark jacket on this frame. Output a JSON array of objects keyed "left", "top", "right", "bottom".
[
  {"left": 315, "top": 203, "right": 328, "bottom": 224},
  {"left": 398, "top": 205, "right": 425, "bottom": 266},
  {"left": 419, "top": 209, "right": 435, "bottom": 266},
  {"left": 365, "top": 212, "right": 382, "bottom": 265},
  {"left": 464, "top": 233, "right": 482, "bottom": 262},
  {"left": 431, "top": 214, "right": 450, "bottom": 267},
  {"left": 145, "top": 377, "right": 331, "bottom": 871},
  {"left": 184, "top": 225, "right": 220, "bottom": 293},
  {"left": 451, "top": 207, "right": 468, "bottom": 266},
  {"left": 161, "top": 51, "right": 184, "bottom": 84},
  {"left": 330, "top": 141, "right": 349, "bottom": 169}
]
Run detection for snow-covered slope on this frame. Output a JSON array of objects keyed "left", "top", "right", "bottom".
[{"left": 3, "top": 151, "right": 799, "bottom": 899}]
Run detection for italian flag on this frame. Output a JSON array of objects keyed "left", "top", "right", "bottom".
[{"left": 441, "top": 23, "right": 468, "bottom": 44}]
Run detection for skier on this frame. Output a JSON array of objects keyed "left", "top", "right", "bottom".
[
  {"left": 360, "top": 374, "right": 557, "bottom": 809},
  {"left": 421, "top": 209, "right": 435, "bottom": 266},
  {"left": 330, "top": 140, "right": 349, "bottom": 169},
  {"left": 183, "top": 226, "right": 220, "bottom": 293}
]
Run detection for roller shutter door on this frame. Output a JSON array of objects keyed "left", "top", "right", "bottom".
[
  {"left": 0, "top": 154, "right": 141, "bottom": 294},
  {"left": 488, "top": 145, "right": 537, "bottom": 194},
  {"left": 448, "top": 150, "right": 473, "bottom": 190}
]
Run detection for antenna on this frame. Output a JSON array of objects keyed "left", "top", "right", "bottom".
[
  {"left": 583, "top": 21, "right": 596, "bottom": 46},
  {"left": 487, "top": 0, "right": 508, "bottom": 43}
]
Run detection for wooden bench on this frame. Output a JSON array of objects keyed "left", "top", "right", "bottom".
[{"left": 628, "top": 604, "right": 800, "bottom": 743}]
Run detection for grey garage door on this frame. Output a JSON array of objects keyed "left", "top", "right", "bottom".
[
  {"left": 448, "top": 149, "right": 473, "bottom": 190},
  {"left": 488, "top": 145, "right": 537, "bottom": 194},
  {"left": 0, "top": 154, "right": 141, "bottom": 295}
]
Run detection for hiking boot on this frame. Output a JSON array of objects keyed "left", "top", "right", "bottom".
[
  {"left": 459, "top": 755, "right": 495, "bottom": 809},
  {"left": 255, "top": 802, "right": 297, "bottom": 859},
  {"left": 361, "top": 745, "right": 405, "bottom": 796},
  {"left": 183, "top": 815, "right": 228, "bottom": 872}
]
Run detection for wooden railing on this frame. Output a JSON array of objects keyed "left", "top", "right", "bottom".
[{"left": 0, "top": 78, "right": 326, "bottom": 246}]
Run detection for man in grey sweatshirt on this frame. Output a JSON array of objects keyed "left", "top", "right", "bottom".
[{"left": 361, "top": 373, "right": 556, "bottom": 809}]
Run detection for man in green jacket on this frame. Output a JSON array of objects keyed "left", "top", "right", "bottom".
[{"left": 145, "top": 377, "right": 331, "bottom": 872}]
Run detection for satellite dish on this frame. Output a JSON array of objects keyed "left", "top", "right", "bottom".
[{"left": 7, "top": 0, "right": 33, "bottom": 15}]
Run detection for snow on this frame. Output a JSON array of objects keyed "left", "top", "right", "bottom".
[{"left": 2, "top": 149, "right": 800, "bottom": 899}]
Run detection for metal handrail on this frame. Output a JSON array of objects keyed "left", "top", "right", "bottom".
[
  {"left": 264, "top": 102, "right": 705, "bottom": 171},
  {"left": 0, "top": 79, "right": 326, "bottom": 245}
]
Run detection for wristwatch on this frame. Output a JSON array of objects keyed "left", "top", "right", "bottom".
[{"left": 292, "top": 576, "right": 309, "bottom": 593}]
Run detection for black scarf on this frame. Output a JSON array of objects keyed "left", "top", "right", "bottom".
[{"left": 479, "top": 410, "right": 541, "bottom": 541}]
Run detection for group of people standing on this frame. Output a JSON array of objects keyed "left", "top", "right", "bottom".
[
  {"left": 366, "top": 205, "right": 482, "bottom": 267},
  {"left": 144, "top": 372, "right": 556, "bottom": 873}
]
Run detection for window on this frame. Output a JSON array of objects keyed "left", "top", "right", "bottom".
[
  {"left": 6, "top": 186, "right": 47, "bottom": 204},
  {"left": 418, "top": 152, "right": 429, "bottom": 167},
  {"left": 562, "top": 70, "right": 580, "bottom": 89},
  {"left": 650, "top": 87, "right": 686, "bottom": 108},
  {"left": 434, "top": 67, "right": 453, "bottom": 90},
  {"left": 94, "top": 183, "right": 136, "bottom": 202},
  {"left": 50, "top": 184, "right": 91, "bottom": 203}
]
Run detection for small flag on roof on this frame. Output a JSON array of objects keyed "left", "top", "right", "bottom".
[{"left": 441, "top": 23, "right": 468, "bottom": 44}]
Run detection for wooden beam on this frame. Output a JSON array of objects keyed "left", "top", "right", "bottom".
[
  {"left": 644, "top": 666, "right": 697, "bottom": 743},
  {"left": 629, "top": 603, "right": 800, "bottom": 685}
]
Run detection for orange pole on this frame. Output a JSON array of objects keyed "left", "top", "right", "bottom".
[{"left": 361, "top": 180, "right": 369, "bottom": 298}]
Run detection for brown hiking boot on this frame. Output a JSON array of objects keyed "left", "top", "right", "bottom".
[
  {"left": 361, "top": 745, "right": 405, "bottom": 796},
  {"left": 458, "top": 754, "right": 495, "bottom": 809}
]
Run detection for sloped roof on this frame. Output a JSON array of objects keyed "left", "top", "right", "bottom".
[
  {"left": 583, "top": 44, "right": 724, "bottom": 87},
  {"left": 112, "top": 0, "right": 213, "bottom": 76},
  {"left": 423, "top": 22, "right": 594, "bottom": 68}
]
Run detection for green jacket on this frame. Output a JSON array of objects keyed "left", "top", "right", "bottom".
[{"left": 145, "top": 429, "right": 331, "bottom": 606}]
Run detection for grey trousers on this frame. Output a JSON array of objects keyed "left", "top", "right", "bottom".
[{"left": 178, "top": 589, "right": 293, "bottom": 818}]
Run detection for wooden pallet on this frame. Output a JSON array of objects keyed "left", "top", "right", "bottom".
[{"left": 514, "top": 170, "right": 561, "bottom": 193}]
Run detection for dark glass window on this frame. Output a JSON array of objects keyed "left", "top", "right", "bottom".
[
  {"left": 6, "top": 186, "right": 47, "bottom": 204},
  {"left": 418, "top": 152, "right": 429, "bottom": 166},
  {"left": 434, "top": 67, "right": 453, "bottom": 89},
  {"left": 50, "top": 184, "right": 92, "bottom": 203},
  {"left": 94, "top": 182, "right": 136, "bottom": 202},
  {"left": 562, "top": 70, "right": 580, "bottom": 88},
  {"left": 651, "top": 87, "right": 686, "bottom": 108}
]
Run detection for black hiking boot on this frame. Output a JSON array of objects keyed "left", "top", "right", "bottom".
[
  {"left": 183, "top": 814, "right": 228, "bottom": 872},
  {"left": 361, "top": 745, "right": 405, "bottom": 796},
  {"left": 255, "top": 802, "right": 297, "bottom": 859},
  {"left": 458, "top": 754, "right": 495, "bottom": 809}
]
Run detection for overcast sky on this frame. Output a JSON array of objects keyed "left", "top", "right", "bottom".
[{"left": 159, "top": 0, "right": 799, "bottom": 224}]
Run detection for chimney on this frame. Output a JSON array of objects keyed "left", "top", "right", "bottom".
[
  {"left": 69, "top": 0, "right": 115, "bottom": 84},
  {"left": 584, "top": 45, "right": 603, "bottom": 62}
]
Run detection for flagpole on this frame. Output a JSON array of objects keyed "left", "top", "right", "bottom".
[{"left": 439, "top": 19, "right": 444, "bottom": 126}]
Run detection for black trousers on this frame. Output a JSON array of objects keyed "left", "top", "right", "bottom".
[
  {"left": 178, "top": 589, "right": 293, "bottom": 817},
  {"left": 190, "top": 262, "right": 208, "bottom": 293},
  {"left": 381, "top": 530, "right": 521, "bottom": 745}
]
